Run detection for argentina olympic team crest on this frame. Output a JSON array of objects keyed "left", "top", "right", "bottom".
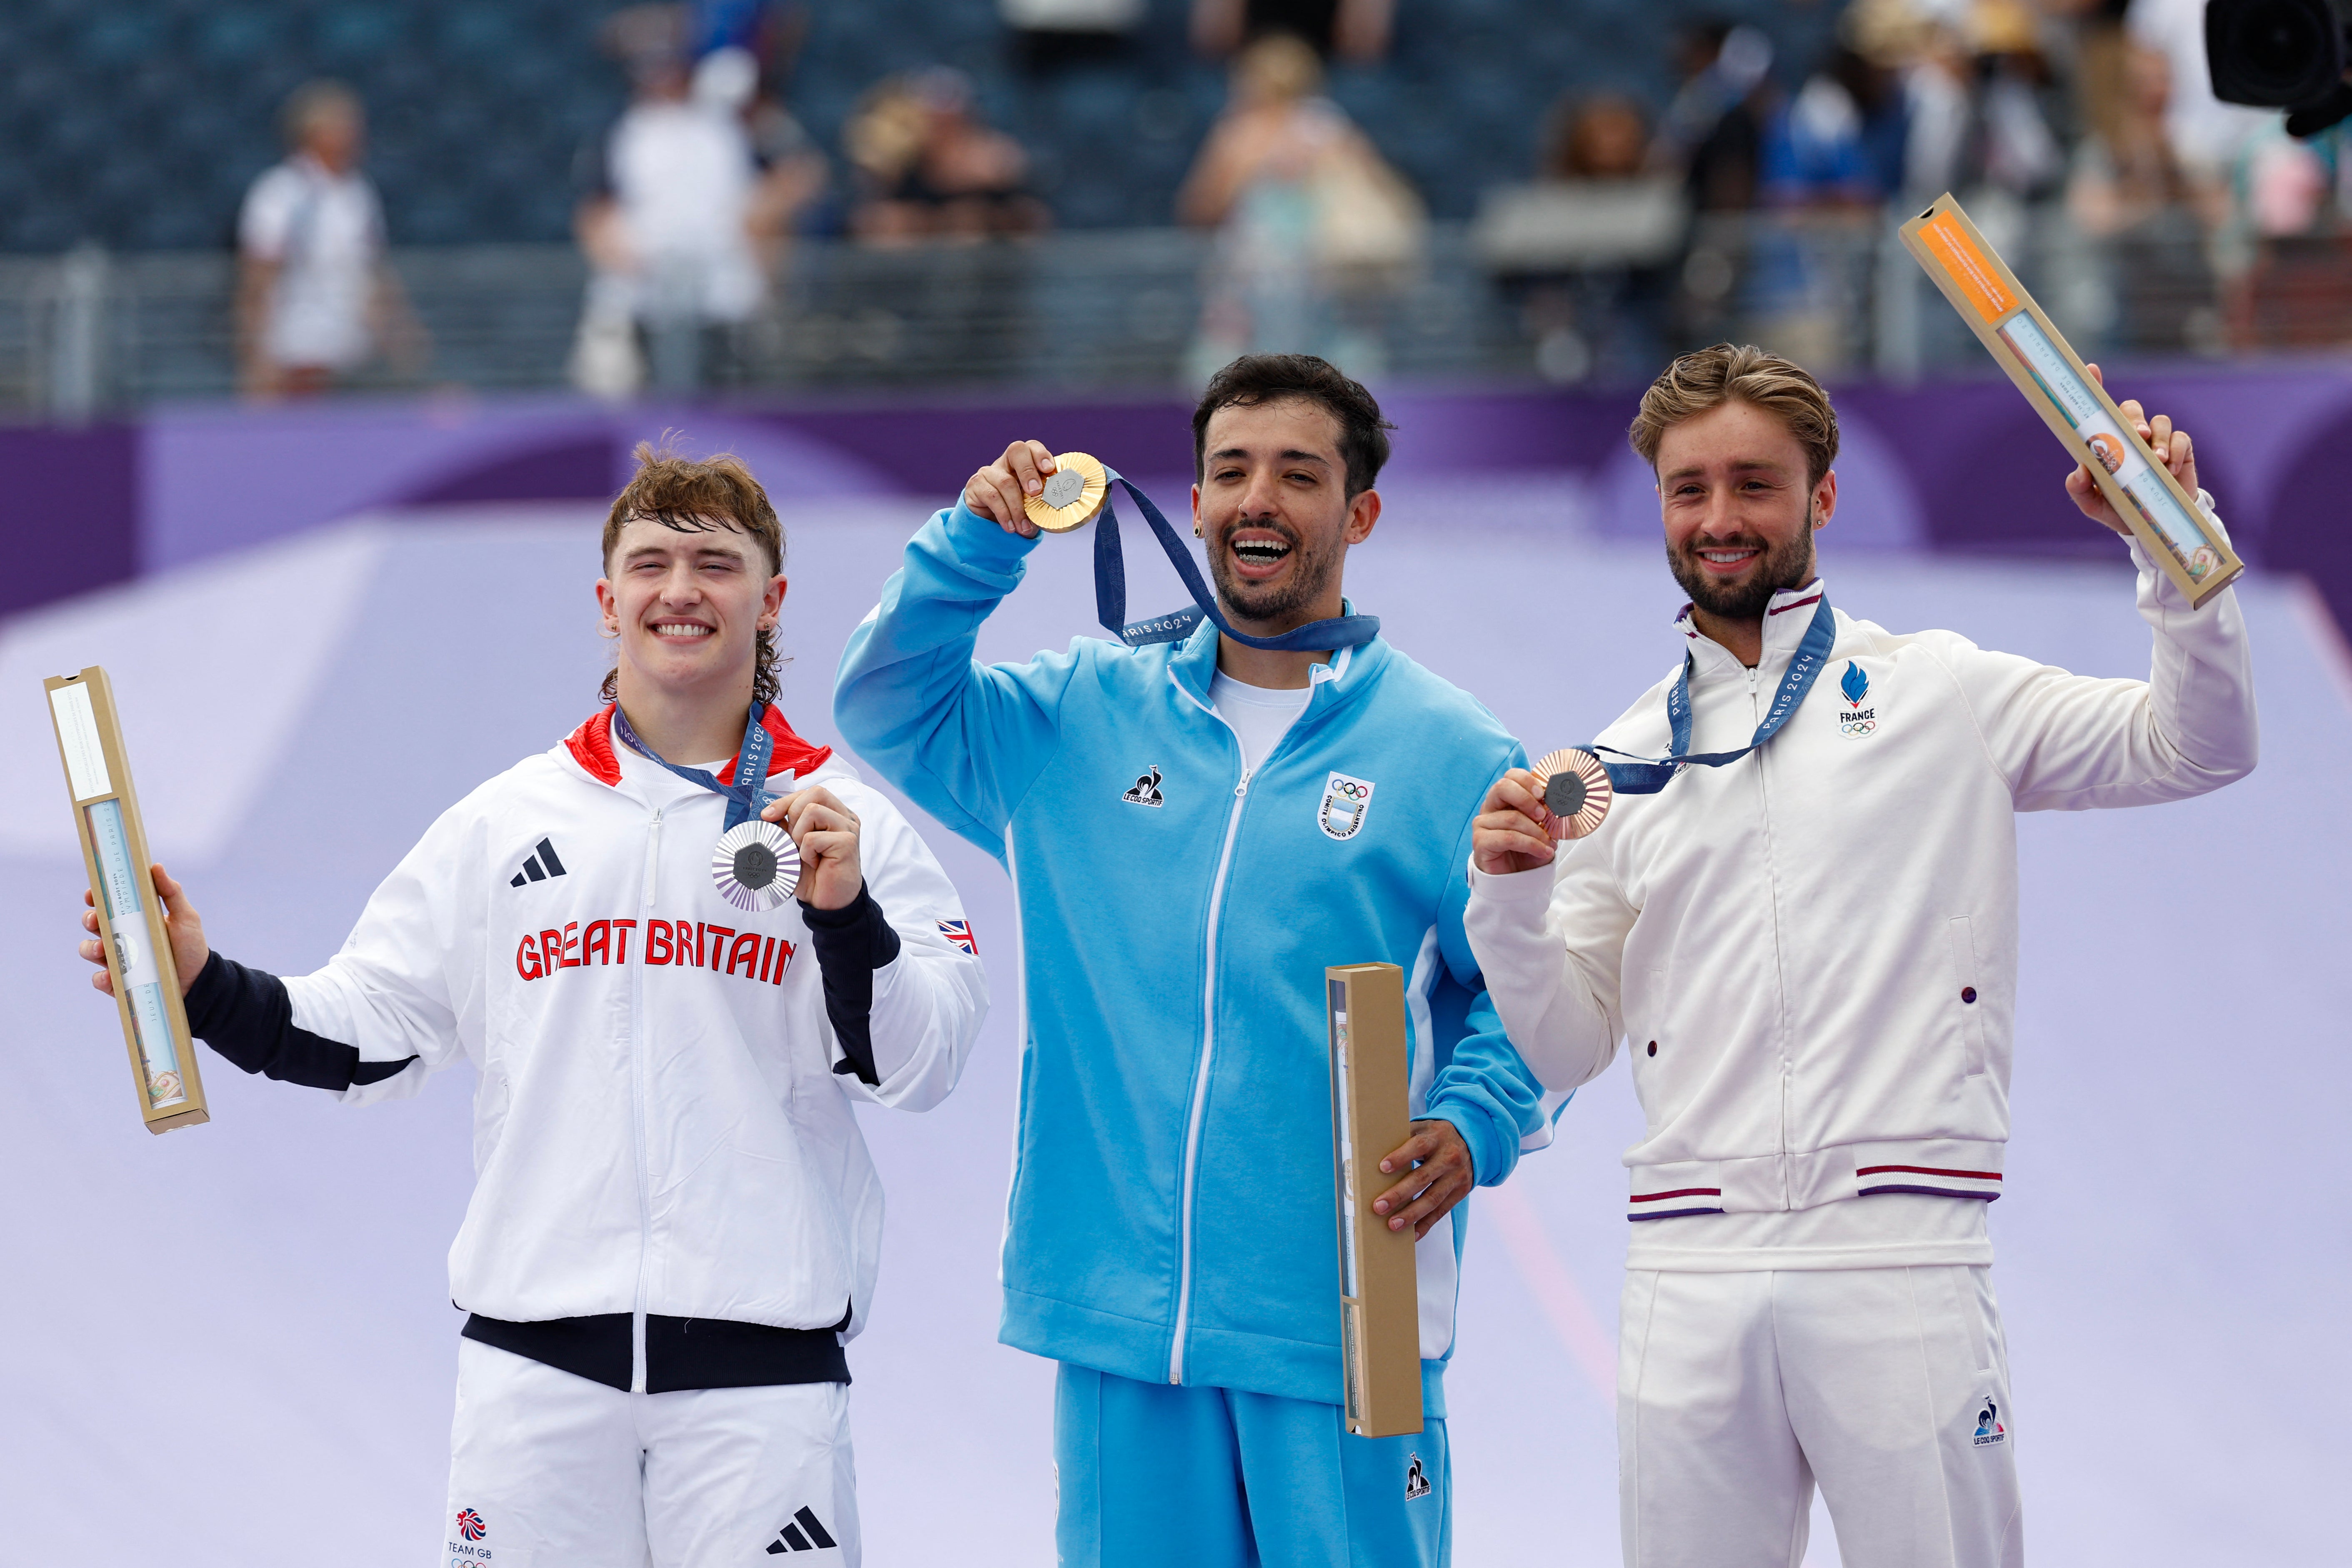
[
  {"left": 1837, "top": 660, "right": 1879, "bottom": 738},
  {"left": 1318, "top": 771, "right": 1376, "bottom": 840}
]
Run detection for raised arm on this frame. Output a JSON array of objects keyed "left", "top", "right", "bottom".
[
  {"left": 832, "top": 442, "right": 1088, "bottom": 860},
  {"left": 1955, "top": 382, "right": 2257, "bottom": 810}
]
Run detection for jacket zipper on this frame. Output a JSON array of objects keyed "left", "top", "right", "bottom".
[
  {"left": 1746, "top": 658, "right": 1796, "bottom": 1200},
  {"left": 627, "top": 806, "right": 663, "bottom": 1392},
  {"left": 1166, "top": 667, "right": 1320, "bottom": 1384}
]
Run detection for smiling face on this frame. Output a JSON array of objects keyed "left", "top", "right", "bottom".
[
  {"left": 1191, "top": 397, "right": 1379, "bottom": 629},
  {"left": 1654, "top": 398, "right": 1836, "bottom": 622},
  {"left": 596, "top": 516, "right": 785, "bottom": 715}
]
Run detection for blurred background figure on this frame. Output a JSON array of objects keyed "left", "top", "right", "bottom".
[
  {"left": 1654, "top": 21, "right": 1777, "bottom": 215},
  {"left": 1649, "top": 21, "right": 1775, "bottom": 349},
  {"left": 1741, "top": 38, "right": 1910, "bottom": 366},
  {"left": 1178, "top": 31, "right": 1423, "bottom": 380},
  {"left": 2064, "top": 37, "right": 2219, "bottom": 351},
  {"left": 1189, "top": 0, "right": 1395, "bottom": 63},
  {"left": 1965, "top": 0, "right": 2070, "bottom": 220},
  {"left": 845, "top": 69, "right": 1050, "bottom": 244},
  {"left": 1474, "top": 93, "right": 1683, "bottom": 380},
  {"left": 572, "top": 5, "right": 825, "bottom": 397},
  {"left": 235, "top": 80, "right": 424, "bottom": 401}
]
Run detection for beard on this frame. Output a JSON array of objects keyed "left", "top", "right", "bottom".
[
  {"left": 1666, "top": 518, "right": 1817, "bottom": 621},
  {"left": 1206, "top": 517, "right": 1341, "bottom": 627}
]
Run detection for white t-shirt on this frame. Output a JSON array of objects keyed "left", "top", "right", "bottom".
[
  {"left": 238, "top": 153, "right": 385, "bottom": 370},
  {"left": 605, "top": 100, "right": 762, "bottom": 322},
  {"left": 1210, "top": 671, "right": 1314, "bottom": 775}
]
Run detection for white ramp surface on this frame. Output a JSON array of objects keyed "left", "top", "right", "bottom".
[{"left": 1, "top": 499, "right": 2344, "bottom": 1565}]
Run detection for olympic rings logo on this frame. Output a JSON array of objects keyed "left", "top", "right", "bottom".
[{"left": 1333, "top": 780, "right": 1368, "bottom": 800}]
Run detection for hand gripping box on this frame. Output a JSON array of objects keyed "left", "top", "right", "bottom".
[
  {"left": 45, "top": 667, "right": 209, "bottom": 1133},
  {"left": 1900, "top": 193, "right": 2243, "bottom": 608},
  {"left": 1326, "top": 962, "right": 1421, "bottom": 1438}
]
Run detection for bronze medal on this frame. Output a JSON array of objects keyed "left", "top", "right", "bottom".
[{"left": 1532, "top": 748, "right": 1613, "bottom": 840}]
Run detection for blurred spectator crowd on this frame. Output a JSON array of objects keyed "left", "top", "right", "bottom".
[
  {"left": 1481, "top": 0, "right": 2352, "bottom": 378},
  {"left": 27, "top": 0, "right": 2352, "bottom": 402}
]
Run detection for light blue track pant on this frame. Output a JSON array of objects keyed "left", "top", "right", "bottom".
[{"left": 1053, "top": 1363, "right": 1449, "bottom": 1568}]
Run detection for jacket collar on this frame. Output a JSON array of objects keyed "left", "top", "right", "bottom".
[
  {"left": 1673, "top": 579, "right": 1828, "bottom": 678},
  {"left": 1165, "top": 599, "right": 1386, "bottom": 714},
  {"left": 562, "top": 702, "right": 833, "bottom": 788}
]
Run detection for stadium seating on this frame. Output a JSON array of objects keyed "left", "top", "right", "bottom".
[{"left": 0, "top": 0, "right": 1831, "bottom": 250}]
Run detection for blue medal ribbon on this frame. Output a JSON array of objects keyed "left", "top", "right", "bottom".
[
  {"left": 1590, "top": 593, "right": 1838, "bottom": 794},
  {"left": 613, "top": 701, "right": 777, "bottom": 829},
  {"left": 1089, "top": 467, "right": 1382, "bottom": 652}
]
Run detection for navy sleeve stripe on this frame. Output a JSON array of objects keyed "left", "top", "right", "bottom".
[
  {"left": 798, "top": 884, "right": 901, "bottom": 1087},
  {"left": 181, "top": 951, "right": 418, "bottom": 1093}
]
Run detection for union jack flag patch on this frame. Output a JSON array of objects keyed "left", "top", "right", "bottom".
[{"left": 938, "top": 919, "right": 978, "bottom": 955}]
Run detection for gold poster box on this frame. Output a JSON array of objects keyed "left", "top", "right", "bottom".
[
  {"left": 45, "top": 667, "right": 209, "bottom": 1133},
  {"left": 1325, "top": 962, "right": 1422, "bottom": 1438},
  {"left": 1899, "top": 193, "right": 2244, "bottom": 609}
]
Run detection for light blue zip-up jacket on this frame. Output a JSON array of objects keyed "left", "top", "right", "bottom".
[{"left": 835, "top": 502, "right": 1554, "bottom": 1409}]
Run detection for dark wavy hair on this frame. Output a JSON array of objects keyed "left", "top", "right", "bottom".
[
  {"left": 1191, "top": 353, "right": 1395, "bottom": 498},
  {"left": 599, "top": 440, "right": 787, "bottom": 706}
]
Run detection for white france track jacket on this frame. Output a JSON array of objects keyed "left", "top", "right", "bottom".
[
  {"left": 191, "top": 704, "right": 988, "bottom": 1380},
  {"left": 1464, "top": 535, "right": 2256, "bottom": 1238}
]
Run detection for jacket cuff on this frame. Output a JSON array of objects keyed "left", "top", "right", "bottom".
[
  {"left": 799, "top": 883, "right": 901, "bottom": 969},
  {"left": 1424, "top": 1097, "right": 1516, "bottom": 1189},
  {"left": 181, "top": 949, "right": 230, "bottom": 1034},
  {"left": 1466, "top": 860, "right": 1557, "bottom": 905},
  {"left": 943, "top": 500, "right": 1044, "bottom": 570}
]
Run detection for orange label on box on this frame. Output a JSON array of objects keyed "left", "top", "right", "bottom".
[{"left": 1917, "top": 209, "right": 2017, "bottom": 323}]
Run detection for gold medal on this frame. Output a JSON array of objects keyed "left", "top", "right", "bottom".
[
  {"left": 1024, "top": 451, "right": 1110, "bottom": 533},
  {"left": 1532, "top": 748, "right": 1613, "bottom": 840}
]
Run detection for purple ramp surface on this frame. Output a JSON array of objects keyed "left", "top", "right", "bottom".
[{"left": 0, "top": 488, "right": 2344, "bottom": 1566}]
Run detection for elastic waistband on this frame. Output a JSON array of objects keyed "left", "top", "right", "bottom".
[
  {"left": 1626, "top": 1139, "right": 2004, "bottom": 1223},
  {"left": 463, "top": 1307, "right": 851, "bottom": 1393}
]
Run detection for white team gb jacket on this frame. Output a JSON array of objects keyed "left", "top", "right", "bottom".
[
  {"left": 285, "top": 705, "right": 989, "bottom": 1339},
  {"left": 1465, "top": 531, "right": 2256, "bottom": 1223}
]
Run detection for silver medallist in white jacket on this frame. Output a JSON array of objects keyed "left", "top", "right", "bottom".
[
  {"left": 1464, "top": 530, "right": 2255, "bottom": 1232},
  {"left": 283, "top": 707, "right": 988, "bottom": 1350}
]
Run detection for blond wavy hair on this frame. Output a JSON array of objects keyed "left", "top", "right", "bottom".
[{"left": 1629, "top": 344, "right": 1841, "bottom": 489}]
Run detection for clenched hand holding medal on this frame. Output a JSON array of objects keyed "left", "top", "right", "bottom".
[
  {"left": 964, "top": 440, "right": 1383, "bottom": 655},
  {"left": 613, "top": 702, "right": 867, "bottom": 913}
]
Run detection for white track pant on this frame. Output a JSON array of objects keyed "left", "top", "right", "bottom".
[
  {"left": 441, "top": 1338, "right": 859, "bottom": 1568},
  {"left": 1619, "top": 1265, "right": 2023, "bottom": 1568}
]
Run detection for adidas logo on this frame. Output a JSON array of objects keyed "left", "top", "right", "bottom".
[
  {"left": 510, "top": 838, "right": 568, "bottom": 888},
  {"left": 765, "top": 1506, "right": 839, "bottom": 1554}
]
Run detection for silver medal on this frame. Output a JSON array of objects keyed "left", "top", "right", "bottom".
[{"left": 711, "top": 819, "right": 801, "bottom": 911}]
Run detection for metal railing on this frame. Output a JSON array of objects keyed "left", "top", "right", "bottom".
[{"left": 0, "top": 208, "right": 2337, "bottom": 417}]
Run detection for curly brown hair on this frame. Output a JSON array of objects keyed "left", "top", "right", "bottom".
[
  {"left": 599, "top": 441, "right": 787, "bottom": 707},
  {"left": 1628, "top": 344, "right": 1841, "bottom": 490}
]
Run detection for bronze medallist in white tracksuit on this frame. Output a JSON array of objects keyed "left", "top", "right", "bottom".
[{"left": 1464, "top": 349, "right": 2257, "bottom": 1567}]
